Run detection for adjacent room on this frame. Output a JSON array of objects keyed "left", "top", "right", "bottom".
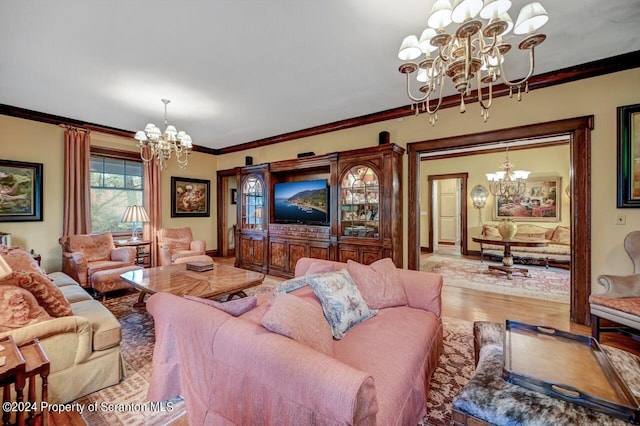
[{"left": 1, "top": 1, "right": 640, "bottom": 425}]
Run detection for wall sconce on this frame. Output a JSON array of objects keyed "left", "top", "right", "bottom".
[{"left": 470, "top": 185, "right": 489, "bottom": 224}]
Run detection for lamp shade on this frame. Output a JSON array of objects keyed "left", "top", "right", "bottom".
[
  {"left": 0, "top": 255, "right": 13, "bottom": 280},
  {"left": 470, "top": 184, "right": 489, "bottom": 208},
  {"left": 398, "top": 35, "right": 422, "bottom": 61},
  {"left": 428, "top": 0, "right": 453, "bottom": 29},
  {"left": 514, "top": 2, "right": 548, "bottom": 35},
  {"left": 121, "top": 205, "right": 150, "bottom": 223}
]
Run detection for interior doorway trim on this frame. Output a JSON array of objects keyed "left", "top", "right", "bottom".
[
  {"left": 407, "top": 116, "right": 594, "bottom": 325},
  {"left": 216, "top": 167, "right": 240, "bottom": 257},
  {"left": 427, "top": 173, "right": 469, "bottom": 256}
]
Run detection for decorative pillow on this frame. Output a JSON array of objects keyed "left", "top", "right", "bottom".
[
  {"left": 307, "top": 269, "right": 377, "bottom": 340},
  {"left": 0, "top": 271, "right": 72, "bottom": 317},
  {"left": 515, "top": 232, "right": 547, "bottom": 241},
  {"left": 0, "top": 247, "right": 46, "bottom": 275},
  {"left": 0, "top": 285, "right": 53, "bottom": 332},
  {"left": 482, "top": 225, "right": 500, "bottom": 238},
  {"left": 261, "top": 292, "right": 333, "bottom": 355},
  {"left": 275, "top": 262, "right": 337, "bottom": 294},
  {"left": 551, "top": 226, "right": 571, "bottom": 245},
  {"left": 184, "top": 295, "right": 257, "bottom": 316},
  {"left": 347, "top": 258, "right": 408, "bottom": 309}
]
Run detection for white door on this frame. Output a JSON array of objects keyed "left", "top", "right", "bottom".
[{"left": 438, "top": 179, "right": 460, "bottom": 246}]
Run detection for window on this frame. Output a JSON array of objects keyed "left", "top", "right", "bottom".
[{"left": 90, "top": 150, "right": 144, "bottom": 235}]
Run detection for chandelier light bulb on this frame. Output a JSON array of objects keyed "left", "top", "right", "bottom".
[
  {"left": 480, "top": 0, "right": 512, "bottom": 20},
  {"left": 514, "top": 2, "right": 548, "bottom": 35},
  {"left": 428, "top": 0, "right": 454, "bottom": 30}
]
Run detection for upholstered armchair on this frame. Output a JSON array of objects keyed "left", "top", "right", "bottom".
[
  {"left": 590, "top": 230, "right": 640, "bottom": 339},
  {"left": 157, "top": 227, "right": 206, "bottom": 266},
  {"left": 60, "top": 233, "right": 136, "bottom": 288}
]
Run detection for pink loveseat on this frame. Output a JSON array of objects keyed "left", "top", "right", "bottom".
[{"left": 146, "top": 258, "right": 444, "bottom": 425}]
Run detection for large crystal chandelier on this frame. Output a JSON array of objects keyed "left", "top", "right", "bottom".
[
  {"left": 486, "top": 147, "right": 530, "bottom": 203},
  {"left": 398, "top": 0, "right": 548, "bottom": 125},
  {"left": 134, "top": 99, "right": 193, "bottom": 171}
]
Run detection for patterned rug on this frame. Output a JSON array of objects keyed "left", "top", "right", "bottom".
[
  {"left": 421, "top": 254, "right": 570, "bottom": 303},
  {"left": 78, "top": 279, "right": 475, "bottom": 425}
]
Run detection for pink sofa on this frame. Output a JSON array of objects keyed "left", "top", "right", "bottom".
[{"left": 146, "top": 258, "right": 444, "bottom": 425}]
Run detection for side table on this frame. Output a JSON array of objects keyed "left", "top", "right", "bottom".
[
  {"left": 1, "top": 336, "right": 26, "bottom": 426},
  {"left": 114, "top": 240, "right": 152, "bottom": 268},
  {"left": 0, "top": 337, "right": 50, "bottom": 426}
]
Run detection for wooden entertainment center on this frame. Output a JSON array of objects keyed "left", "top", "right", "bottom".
[{"left": 235, "top": 143, "right": 404, "bottom": 278}]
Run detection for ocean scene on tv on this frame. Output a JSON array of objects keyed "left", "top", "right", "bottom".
[{"left": 273, "top": 179, "right": 328, "bottom": 224}]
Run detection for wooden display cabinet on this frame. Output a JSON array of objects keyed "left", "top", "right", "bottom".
[
  {"left": 337, "top": 144, "right": 404, "bottom": 267},
  {"left": 235, "top": 165, "right": 269, "bottom": 273},
  {"left": 234, "top": 144, "right": 403, "bottom": 276}
]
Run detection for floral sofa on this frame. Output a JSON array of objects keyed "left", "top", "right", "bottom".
[
  {"left": 479, "top": 223, "right": 571, "bottom": 268},
  {"left": 0, "top": 246, "right": 124, "bottom": 403},
  {"left": 147, "top": 257, "right": 444, "bottom": 425}
]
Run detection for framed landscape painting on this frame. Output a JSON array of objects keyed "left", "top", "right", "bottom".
[
  {"left": 617, "top": 103, "right": 640, "bottom": 207},
  {"left": 171, "top": 177, "right": 210, "bottom": 217},
  {"left": 493, "top": 176, "right": 561, "bottom": 222},
  {"left": 0, "top": 160, "right": 43, "bottom": 222}
]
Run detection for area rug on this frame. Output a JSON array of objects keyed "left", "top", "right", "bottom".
[
  {"left": 79, "top": 281, "right": 475, "bottom": 426},
  {"left": 421, "top": 254, "right": 570, "bottom": 303}
]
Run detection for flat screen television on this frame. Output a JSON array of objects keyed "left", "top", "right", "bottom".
[{"left": 273, "top": 179, "right": 329, "bottom": 225}]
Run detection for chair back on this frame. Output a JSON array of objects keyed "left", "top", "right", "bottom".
[
  {"left": 61, "top": 233, "right": 115, "bottom": 262},
  {"left": 624, "top": 231, "right": 640, "bottom": 274},
  {"left": 157, "top": 227, "right": 193, "bottom": 250}
]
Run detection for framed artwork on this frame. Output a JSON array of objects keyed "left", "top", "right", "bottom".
[
  {"left": 493, "top": 177, "right": 561, "bottom": 222},
  {"left": 617, "top": 103, "right": 640, "bottom": 207},
  {"left": 171, "top": 177, "right": 210, "bottom": 217},
  {"left": 0, "top": 160, "right": 43, "bottom": 222},
  {"left": 231, "top": 188, "right": 237, "bottom": 205}
]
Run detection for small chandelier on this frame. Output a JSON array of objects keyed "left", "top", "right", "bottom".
[
  {"left": 398, "top": 0, "right": 548, "bottom": 125},
  {"left": 486, "top": 147, "right": 530, "bottom": 203},
  {"left": 134, "top": 99, "right": 193, "bottom": 171}
]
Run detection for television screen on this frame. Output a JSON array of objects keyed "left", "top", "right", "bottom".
[{"left": 273, "top": 179, "right": 329, "bottom": 225}]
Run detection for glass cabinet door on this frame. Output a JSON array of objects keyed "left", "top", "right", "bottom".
[
  {"left": 340, "top": 165, "right": 379, "bottom": 238},
  {"left": 241, "top": 175, "right": 264, "bottom": 230}
]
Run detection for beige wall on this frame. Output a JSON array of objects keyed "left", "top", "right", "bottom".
[
  {"left": 2, "top": 68, "right": 640, "bottom": 290},
  {"left": 0, "top": 115, "right": 218, "bottom": 272},
  {"left": 419, "top": 144, "right": 571, "bottom": 250},
  {"left": 217, "top": 68, "right": 640, "bottom": 291}
]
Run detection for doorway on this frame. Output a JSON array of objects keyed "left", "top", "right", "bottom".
[
  {"left": 216, "top": 168, "right": 240, "bottom": 258},
  {"left": 426, "top": 173, "right": 468, "bottom": 256},
  {"left": 407, "top": 116, "right": 594, "bottom": 325}
]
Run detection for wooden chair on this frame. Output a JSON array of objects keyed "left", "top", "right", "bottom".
[{"left": 590, "top": 230, "right": 640, "bottom": 340}]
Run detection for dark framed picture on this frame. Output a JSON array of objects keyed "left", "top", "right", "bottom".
[
  {"left": 0, "top": 160, "right": 43, "bottom": 222},
  {"left": 231, "top": 188, "right": 237, "bottom": 205},
  {"left": 493, "top": 177, "right": 561, "bottom": 222},
  {"left": 617, "top": 103, "right": 640, "bottom": 207},
  {"left": 171, "top": 177, "right": 210, "bottom": 217}
]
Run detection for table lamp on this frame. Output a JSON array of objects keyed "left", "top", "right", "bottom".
[{"left": 121, "top": 205, "right": 150, "bottom": 241}]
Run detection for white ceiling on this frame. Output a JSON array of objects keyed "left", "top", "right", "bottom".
[{"left": 1, "top": 1, "right": 639, "bottom": 151}]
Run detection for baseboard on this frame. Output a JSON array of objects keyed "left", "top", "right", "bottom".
[
  {"left": 206, "top": 249, "right": 219, "bottom": 257},
  {"left": 420, "top": 246, "right": 432, "bottom": 253}
]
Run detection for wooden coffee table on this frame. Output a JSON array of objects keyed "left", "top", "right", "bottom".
[
  {"left": 120, "top": 263, "right": 265, "bottom": 307},
  {"left": 472, "top": 236, "right": 549, "bottom": 280}
]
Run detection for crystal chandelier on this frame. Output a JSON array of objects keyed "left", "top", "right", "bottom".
[
  {"left": 134, "top": 99, "right": 193, "bottom": 171},
  {"left": 398, "top": 0, "right": 548, "bottom": 125},
  {"left": 486, "top": 147, "right": 530, "bottom": 203}
]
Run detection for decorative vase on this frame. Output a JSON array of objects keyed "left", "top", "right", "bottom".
[{"left": 497, "top": 218, "right": 517, "bottom": 240}]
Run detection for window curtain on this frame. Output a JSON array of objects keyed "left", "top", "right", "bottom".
[
  {"left": 142, "top": 148, "right": 162, "bottom": 266},
  {"left": 62, "top": 128, "right": 92, "bottom": 236}
]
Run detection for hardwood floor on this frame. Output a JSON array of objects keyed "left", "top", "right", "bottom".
[{"left": 48, "top": 258, "right": 640, "bottom": 425}]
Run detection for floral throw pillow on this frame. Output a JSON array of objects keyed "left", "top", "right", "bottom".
[
  {"left": 261, "top": 292, "right": 333, "bottom": 355},
  {"left": 0, "top": 285, "right": 53, "bottom": 332},
  {"left": 275, "top": 262, "right": 337, "bottom": 294},
  {"left": 308, "top": 269, "right": 377, "bottom": 339},
  {"left": 184, "top": 295, "right": 257, "bottom": 316},
  {"left": 347, "top": 258, "right": 408, "bottom": 309},
  {"left": 0, "top": 271, "right": 72, "bottom": 317}
]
